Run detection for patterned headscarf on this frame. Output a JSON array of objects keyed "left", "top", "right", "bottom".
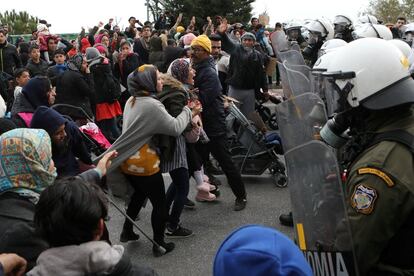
[
  {"left": 170, "top": 58, "right": 191, "bottom": 84},
  {"left": 0, "top": 128, "right": 56, "bottom": 198},
  {"left": 67, "top": 54, "right": 84, "bottom": 72},
  {"left": 127, "top": 65, "right": 158, "bottom": 97}
]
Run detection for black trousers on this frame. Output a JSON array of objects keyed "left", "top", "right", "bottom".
[
  {"left": 124, "top": 172, "right": 168, "bottom": 243},
  {"left": 203, "top": 134, "right": 246, "bottom": 199}
]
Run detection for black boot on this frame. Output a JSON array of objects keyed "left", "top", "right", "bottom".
[
  {"left": 279, "top": 212, "right": 294, "bottom": 227},
  {"left": 120, "top": 223, "right": 140, "bottom": 243},
  {"left": 153, "top": 240, "right": 175, "bottom": 257}
]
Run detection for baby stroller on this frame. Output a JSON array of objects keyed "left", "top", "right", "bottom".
[
  {"left": 51, "top": 104, "right": 111, "bottom": 156},
  {"left": 226, "top": 100, "right": 287, "bottom": 187}
]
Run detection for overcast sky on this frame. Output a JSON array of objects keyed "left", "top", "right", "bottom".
[{"left": 2, "top": 0, "right": 370, "bottom": 33}]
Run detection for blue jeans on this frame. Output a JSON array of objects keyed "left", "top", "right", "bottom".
[{"left": 166, "top": 167, "right": 190, "bottom": 229}]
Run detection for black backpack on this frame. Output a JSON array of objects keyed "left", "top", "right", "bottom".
[{"left": 102, "top": 70, "right": 121, "bottom": 102}]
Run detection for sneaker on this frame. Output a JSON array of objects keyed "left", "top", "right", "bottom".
[
  {"left": 279, "top": 212, "right": 294, "bottom": 227},
  {"left": 184, "top": 198, "right": 196, "bottom": 209},
  {"left": 195, "top": 190, "right": 217, "bottom": 202},
  {"left": 166, "top": 225, "right": 193, "bottom": 238},
  {"left": 120, "top": 228, "right": 140, "bottom": 243},
  {"left": 234, "top": 198, "right": 247, "bottom": 211},
  {"left": 153, "top": 241, "right": 175, "bottom": 257}
]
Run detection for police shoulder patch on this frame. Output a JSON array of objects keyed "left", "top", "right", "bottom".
[{"left": 351, "top": 184, "right": 378, "bottom": 215}]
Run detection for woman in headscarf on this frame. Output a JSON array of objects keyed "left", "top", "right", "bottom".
[
  {"left": 0, "top": 128, "right": 56, "bottom": 269},
  {"left": 158, "top": 58, "right": 216, "bottom": 240},
  {"left": 0, "top": 128, "right": 117, "bottom": 271},
  {"left": 169, "top": 59, "right": 218, "bottom": 203},
  {"left": 113, "top": 41, "right": 141, "bottom": 109},
  {"left": 55, "top": 53, "right": 95, "bottom": 119},
  {"left": 11, "top": 76, "right": 56, "bottom": 127},
  {"left": 99, "top": 64, "right": 193, "bottom": 256}
]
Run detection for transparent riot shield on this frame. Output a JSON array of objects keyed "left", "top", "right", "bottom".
[
  {"left": 277, "top": 61, "right": 293, "bottom": 99},
  {"left": 291, "top": 42, "right": 302, "bottom": 52},
  {"left": 278, "top": 49, "right": 306, "bottom": 66},
  {"left": 285, "top": 140, "right": 358, "bottom": 275},
  {"left": 271, "top": 30, "right": 290, "bottom": 54},
  {"left": 284, "top": 61, "right": 312, "bottom": 96},
  {"left": 276, "top": 92, "right": 327, "bottom": 152}
]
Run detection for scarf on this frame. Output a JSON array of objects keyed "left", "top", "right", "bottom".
[
  {"left": 68, "top": 54, "right": 84, "bottom": 72},
  {"left": 127, "top": 65, "right": 157, "bottom": 97},
  {"left": 0, "top": 128, "right": 56, "bottom": 199}
]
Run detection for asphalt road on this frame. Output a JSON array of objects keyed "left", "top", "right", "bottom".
[{"left": 106, "top": 169, "right": 294, "bottom": 276}]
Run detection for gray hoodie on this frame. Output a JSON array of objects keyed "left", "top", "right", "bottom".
[{"left": 27, "top": 241, "right": 123, "bottom": 275}]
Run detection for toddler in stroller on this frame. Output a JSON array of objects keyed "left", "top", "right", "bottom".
[{"left": 225, "top": 97, "right": 287, "bottom": 187}]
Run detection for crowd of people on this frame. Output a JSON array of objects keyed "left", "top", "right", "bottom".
[{"left": 0, "top": 9, "right": 414, "bottom": 276}]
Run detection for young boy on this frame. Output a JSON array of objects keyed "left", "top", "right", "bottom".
[
  {"left": 25, "top": 45, "right": 48, "bottom": 77},
  {"left": 47, "top": 48, "right": 68, "bottom": 86},
  {"left": 13, "top": 68, "right": 30, "bottom": 99},
  {"left": 27, "top": 177, "right": 156, "bottom": 276}
]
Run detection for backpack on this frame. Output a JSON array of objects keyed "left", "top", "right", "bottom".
[{"left": 102, "top": 70, "right": 121, "bottom": 103}]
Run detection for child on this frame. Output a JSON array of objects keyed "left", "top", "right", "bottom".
[
  {"left": 28, "top": 177, "right": 156, "bottom": 275},
  {"left": 36, "top": 23, "right": 53, "bottom": 64},
  {"left": 26, "top": 44, "right": 48, "bottom": 77},
  {"left": 13, "top": 68, "right": 30, "bottom": 99},
  {"left": 46, "top": 48, "right": 68, "bottom": 86}
]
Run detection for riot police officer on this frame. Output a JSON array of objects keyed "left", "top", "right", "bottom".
[
  {"left": 319, "top": 38, "right": 414, "bottom": 275},
  {"left": 333, "top": 15, "right": 354, "bottom": 42},
  {"left": 303, "top": 18, "right": 334, "bottom": 66}
]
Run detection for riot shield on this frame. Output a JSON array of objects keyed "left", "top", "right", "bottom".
[
  {"left": 276, "top": 92, "right": 327, "bottom": 152},
  {"left": 285, "top": 140, "right": 358, "bottom": 275},
  {"left": 291, "top": 42, "right": 302, "bottom": 52},
  {"left": 271, "top": 30, "right": 290, "bottom": 54},
  {"left": 277, "top": 61, "right": 293, "bottom": 99},
  {"left": 278, "top": 49, "right": 306, "bottom": 66},
  {"left": 284, "top": 61, "right": 311, "bottom": 96}
]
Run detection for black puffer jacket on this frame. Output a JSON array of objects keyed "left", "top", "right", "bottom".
[
  {"left": 26, "top": 58, "right": 49, "bottom": 77},
  {"left": 0, "top": 41, "right": 22, "bottom": 76},
  {"left": 219, "top": 32, "right": 268, "bottom": 92},
  {"left": 90, "top": 61, "right": 121, "bottom": 104},
  {"left": 55, "top": 69, "right": 95, "bottom": 118},
  {"left": 193, "top": 57, "right": 226, "bottom": 137}
]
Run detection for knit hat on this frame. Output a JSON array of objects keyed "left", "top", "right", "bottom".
[
  {"left": 22, "top": 76, "right": 51, "bottom": 108},
  {"left": 214, "top": 225, "right": 313, "bottom": 276},
  {"left": 241, "top": 32, "right": 256, "bottom": 41},
  {"left": 31, "top": 106, "right": 66, "bottom": 136},
  {"left": 176, "top": 26, "right": 185, "bottom": 33},
  {"left": 127, "top": 65, "right": 158, "bottom": 96},
  {"left": 67, "top": 54, "right": 84, "bottom": 71},
  {"left": 85, "top": 47, "right": 103, "bottom": 67},
  {"left": 183, "top": 33, "right": 196, "bottom": 46},
  {"left": 190, "top": 34, "right": 212, "bottom": 53},
  {"left": 170, "top": 58, "right": 191, "bottom": 84}
]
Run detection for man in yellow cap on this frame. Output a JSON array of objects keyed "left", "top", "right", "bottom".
[{"left": 191, "top": 35, "right": 247, "bottom": 211}]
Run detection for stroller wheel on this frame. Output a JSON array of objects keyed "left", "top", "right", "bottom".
[
  {"left": 269, "top": 165, "right": 287, "bottom": 188},
  {"left": 273, "top": 174, "right": 287, "bottom": 188}
]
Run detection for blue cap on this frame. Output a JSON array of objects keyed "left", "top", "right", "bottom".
[{"left": 214, "top": 225, "right": 312, "bottom": 276}]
